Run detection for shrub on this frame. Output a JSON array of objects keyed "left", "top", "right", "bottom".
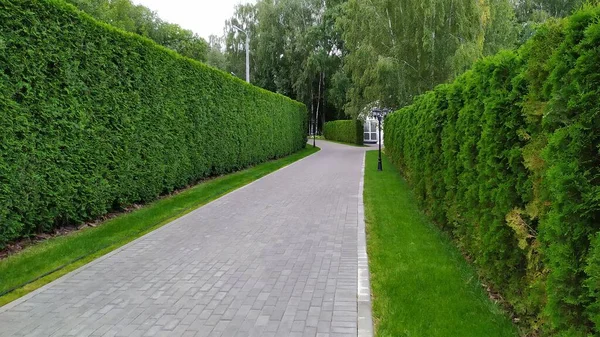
[
  {"left": 0, "top": 0, "right": 307, "bottom": 247},
  {"left": 385, "top": 6, "right": 600, "bottom": 335},
  {"left": 323, "top": 120, "right": 363, "bottom": 145}
]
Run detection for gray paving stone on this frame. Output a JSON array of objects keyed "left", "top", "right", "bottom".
[{"left": 0, "top": 141, "right": 373, "bottom": 336}]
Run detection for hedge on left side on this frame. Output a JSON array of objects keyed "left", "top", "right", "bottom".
[
  {"left": 323, "top": 120, "right": 363, "bottom": 145},
  {"left": 0, "top": 0, "right": 307, "bottom": 247}
]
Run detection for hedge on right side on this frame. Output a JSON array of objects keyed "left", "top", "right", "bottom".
[
  {"left": 323, "top": 120, "right": 363, "bottom": 145},
  {"left": 384, "top": 5, "right": 600, "bottom": 336}
]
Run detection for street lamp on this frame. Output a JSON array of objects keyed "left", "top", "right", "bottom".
[
  {"left": 371, "top": 108, "right": 390, "bottom": 171},
  {"left": 232, "top": 25, "right": 250, "bottom": 83}
]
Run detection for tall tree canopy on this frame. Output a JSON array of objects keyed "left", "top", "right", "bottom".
[
  {"left": 65, "top": 0, "right": 209, "bottom": 62},
  {"left": 338, "top": 0, "right": 518, "bottom": 117},
  {"left": 224, "top": 0, "right": 347, "bottom": 130},
  {"left": 218, "top": 0, "right": 594, "bottom": 122},
  {"left": 514, "top": 0, "right": 586, "bottom": 21}
]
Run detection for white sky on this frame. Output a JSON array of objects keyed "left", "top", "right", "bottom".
[{"left": 132, "top": 0, "right": 255, "bottom": 40}]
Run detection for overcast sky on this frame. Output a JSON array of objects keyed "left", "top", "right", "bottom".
[{"left": 132, "top": 0, "right": 255, "bottom": 40}]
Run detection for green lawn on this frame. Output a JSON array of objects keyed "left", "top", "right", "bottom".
[
  {"left": 0, "top": 146, "right": 319, "bottom": 306},
  {"left": 363, "top": 151, "right": 518, "bottom": 337}
]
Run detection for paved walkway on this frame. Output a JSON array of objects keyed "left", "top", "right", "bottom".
[{"left": 0, "top": 141, "right": 372, "bottom": 337}]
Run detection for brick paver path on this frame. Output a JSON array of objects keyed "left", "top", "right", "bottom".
[{"left": 0, "top": 140, "right": 372, "bottom": 337}]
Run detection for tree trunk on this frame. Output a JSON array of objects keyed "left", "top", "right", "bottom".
[
  {"left": 321, "top": 72, "right": 326, "bottom": 127},
  {"left": 310, "top": 85, "right": 314, "bottom": 136},
  {"left": 315, "top": 72, "right": 322, "bottom": 135}
]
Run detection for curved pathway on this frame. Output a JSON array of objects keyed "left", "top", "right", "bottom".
[{"left": 0, "top": 140, "right": 372, "bottom": 337}]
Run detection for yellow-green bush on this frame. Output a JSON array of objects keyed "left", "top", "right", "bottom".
[
  {"left": 323, "top": 120, "right": 363, "bottom": 145},
  {"left": 0, "top": 0, "right": 307, "bottom": 246},
  {"left": 385, "top": 6, "right": 600, "bottom": 336}
]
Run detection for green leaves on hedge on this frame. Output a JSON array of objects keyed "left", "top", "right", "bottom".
[
  {"left": 0, "top": 0, "right": 307, "bottom": 247},
  {"left": 384, "top": 5, "right": 600, "bottom": 335},
  {"left": 323, "top": 120, "right": 363, "bottom": 145}
]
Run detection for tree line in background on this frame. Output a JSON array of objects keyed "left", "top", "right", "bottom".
[
  {"left": 65, "top": 0, "right": 209, "bottom": 62},
  {"left": 210, "top": 0, "right": 592, "bottom": 131},
  {"left": 65, "top": 0, "right": 591, "bottom": 132}
]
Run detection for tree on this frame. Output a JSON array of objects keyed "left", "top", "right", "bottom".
[
  {"left": 514, "top": 0, "right": 586, "bottom": 21},
  {"left": 338, "top": 0, "right": 518, "bottom": 118},
  {"left": 65, "top": 0, "right": 209, "bottom": 62},
  {"left": 223, "top": 0, "right": 347, "bottom": 132},
  {"left": 206, "top": 35, "right": 228, "bottom": 71}
]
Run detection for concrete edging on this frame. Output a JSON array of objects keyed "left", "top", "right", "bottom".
[{"left": 357, "top": 153, "right": 374, "bottom": 336}]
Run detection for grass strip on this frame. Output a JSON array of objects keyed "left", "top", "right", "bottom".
[
  {"left": 363, "top": 151, "right": 518, "bottom": 337},
  {"left": 0, "top": 146, "right": 319, "bottom": 307}
]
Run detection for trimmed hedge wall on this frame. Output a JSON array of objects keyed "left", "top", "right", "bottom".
[
  {"left": 323, "top": 120, "right": 363, "bottom": 145},
  {"left": 0, "top": 0, "right": 307, "bottom": 247},
  {"left": 385, "top": 6, "right": 600, "bottom": 336}
]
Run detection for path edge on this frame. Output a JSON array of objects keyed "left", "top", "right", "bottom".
[{"left": 357, "top": 152, "right": 374, "bottom": 336}]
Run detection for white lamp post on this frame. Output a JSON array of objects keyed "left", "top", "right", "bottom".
[{"left": 232, "top": 25, "right": 250, "bottom": 83}]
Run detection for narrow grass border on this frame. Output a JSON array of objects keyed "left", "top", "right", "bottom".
[
  {"left": 363, "top": 150, "right": 517, "bottom": 336},
  {"left": 0, "top": 145, "right": 319, "bottom": 308}
]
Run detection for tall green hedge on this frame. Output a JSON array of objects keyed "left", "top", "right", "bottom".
[
  {"left": 323, "top": 120, "right": 363, "bottom": 145},
  {"left": 0, "top": 0, "right": 307, "bottom": 247},
  {"left": 385, "top": 6, "right": 600, "bottom": 336}
]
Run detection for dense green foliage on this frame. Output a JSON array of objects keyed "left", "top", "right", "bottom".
[
  {"left": 515, "top": 0, "right": 587, "bottom": 21},
  {"left": 64, "top": 0, "right": 209, "bottom": 62},
  {"left": 364, "top": 151, "right": 517, "bottom": 337},
  {"left": 384, "top": 6, "right": 600, "bottom": 335},
  {"left": 224, "top": 0, "right": 347, "bottom": 133},
  {"left": 217, "top": 0, "right": 592, "bottom": 127},
  {"left": 339, "top": 0, "right": 518, "bottom": 117},
  {"left": 0, "top": 0, "right": 307, "bottom": 247},
  {"left": 323, "top": 120, "right": 363, "bottom": 145},
  {"left": 221, "top": 0, "right": 521, "bottom": 124}
]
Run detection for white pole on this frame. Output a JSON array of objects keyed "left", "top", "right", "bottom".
[
  {"left": 233, "top": 25, "right": 250, "bottom": 84},
  {"left": 245, "top": 35, "right": 250, "bottom": 83}
]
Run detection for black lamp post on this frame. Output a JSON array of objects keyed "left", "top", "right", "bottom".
[{"left": 372, "top": 108, "right": 390, "bottom": 171}]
